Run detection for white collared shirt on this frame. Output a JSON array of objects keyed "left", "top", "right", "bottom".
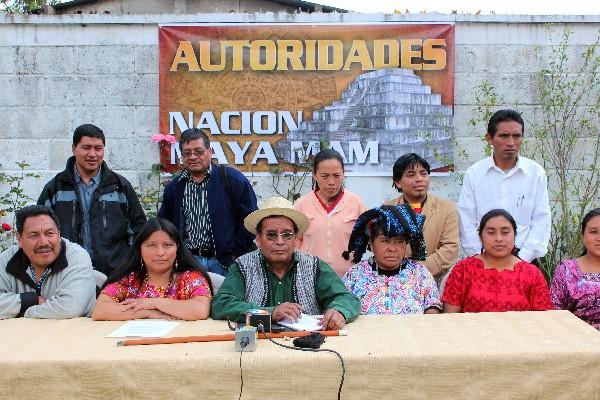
[{"left": 457, "top": 156, "right": 551, "bottom": 262}]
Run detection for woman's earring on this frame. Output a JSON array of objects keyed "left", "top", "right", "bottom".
[
  {"left": 175, "top": 258, "right": 179, "bottom": 269},
  {"left": 140, "top": 260, "right": 145, "bottom": 270}
]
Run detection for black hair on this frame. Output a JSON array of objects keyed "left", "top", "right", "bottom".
[
  {"left": 312, "top": 149, "right": 345, "bottom": 191},
  {"left": 102, "top": 218, "right": 213, "bottom": 295},
  {"left": 392, "top": 153, "right": 431, "bottom": 192},
  {"left": 256, "top": 215, "right": 299, "bottom": 234},
  {"left": 16, "top": 205, "right": 60, "bottom": 234},
  {"left": 487, "top": 109, "right": 524, "bottom": 138},
  {"left": 73, "top": 124, "right": 105, "bottom": 146},
  {"left": 180, "top": 128, "right": 210, "bottom": 149},
  {"left": 368, "top": 219, "right": 411, "bottom": 243},
  {"left": 343, "top": 205, "right": 427, "bottom": 263},
  {"left": 581, "top": 208, "right": 600, "bottom": 256},
  {"left": 478, "top": 209, "right": 518, "bottom": 237}
]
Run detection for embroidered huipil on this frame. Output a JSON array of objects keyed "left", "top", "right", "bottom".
[
  {"left": 442, "top": 256, "right": 552, "bottom": 312},
  {"left": 342, "top": 259, "right": 441, "bottom": 315},
  {"left": 101, "top": 270, "right": 212, "bottom": 302},
  {"left": 551, "top": 259, "right": 600, "bottom": 329}
]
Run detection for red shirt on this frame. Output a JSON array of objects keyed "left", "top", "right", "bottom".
[{"left": 442, "top": 256, "right": 552, "bottom": 312}]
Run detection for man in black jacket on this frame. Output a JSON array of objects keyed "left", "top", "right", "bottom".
[{"left": 38, "top": 124, "right": 146, "bottom": 276}]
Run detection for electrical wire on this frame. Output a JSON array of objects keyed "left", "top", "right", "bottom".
[
  {"left": 238, "top": 336, "right": 249, "bottom": 400},
  {"left": 257, "top": 324, "right": 346, "bottom": 400}
]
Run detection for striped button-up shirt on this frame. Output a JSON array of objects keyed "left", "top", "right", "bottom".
[
  {"left": 73, "top": 166, "right": 102, "bottom": 257},
  {"left": 181, "top": 169, "right": 214, "bottom": 252}
]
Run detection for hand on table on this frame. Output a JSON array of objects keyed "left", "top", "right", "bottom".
[
  {"left": 319, "top": 309, "right": 345, "bottom": 330},
  {"left": 272, "top": 302, "right": 302, "bottom": 322},
  {"left": 121, "top": 298, "right": 158, "bottom": 312},
  {"left": 136, "top": 309, "right": 176, "bottom": 320}
]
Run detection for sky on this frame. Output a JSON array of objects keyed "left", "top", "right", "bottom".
[{"left": 318, "top": 0, "right": 600, "bottom": 15}]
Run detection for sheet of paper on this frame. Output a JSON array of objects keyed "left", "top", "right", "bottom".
[
  {"left": 106, "top": 320, "right": 180, "bottom": 338},
  {"left": 277, "top": 313, "right": 323, "bottom": 331}
]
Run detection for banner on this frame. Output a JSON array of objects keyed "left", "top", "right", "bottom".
[{"left": 159, "top": 23, "right": 455, "bottom": 176}]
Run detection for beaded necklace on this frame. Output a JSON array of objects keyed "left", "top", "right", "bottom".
[
  {"left": 28, "top": 265, "right": 51, "bottom": 293},
  {"left": 143, "top": 274, "right": 176, "bottom": 298}
]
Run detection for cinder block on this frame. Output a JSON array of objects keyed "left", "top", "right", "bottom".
[
  {"left": 0, "top": 75, "right": 45, "bottom": 107},
  {"left": 0, "top": 139, "right": 49, "bottom": 170},
  {"left": 15, "top": 107, "right": 71, "bottom": 139},
  {"left": 0, "top": 106, "right": 17, "bottom": 138},
  {"left": 130, "top": 73, "right": 158, "bottom": 106},
  {"left": 73, "top": 46, "right": 135, "bottom": 75},
  {"left": 455, "top": 45, "right": 477, "bottom": 74},
  {"left": 48, "top": 140, "right": 72, "bottom": 171},
  {"left": 134, "top": 106, "right": 159, "bottom": 137},
  {"left": 42, "top": 76, "right": 88, "bottom": 107},
  {"left": 134, "top": 46, "right": 158, "bottom": 74},
  {"left": 0, "top": 47, "right": 16, "bottom": 74},
  {"left": 16, "top": 46, "right": 76, "bottom": 75},
  {"left": 455, "top": 72, "right": 537, "bottom": 106},
  {"left": 69, "top": 106, "right": 137, "bottom": 139},
  {"left": 105, "top": 139, "right": 157, "bottom": 170},
  {"left": 453, "top": 137, "right": 489, "bottom": 172},
  {"left": 112, "top": 170, "right": 140, "bottom": 188},
  {"left": 43, "top": 75, "right": 136, "bottom": 107}
]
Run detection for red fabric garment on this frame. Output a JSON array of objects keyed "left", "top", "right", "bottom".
[
  {"left": 314, "top": 189, "right": 344, "bottom": 214},
  {"left": 409, "top": 202, "right": 423, "bottom": 214},
  {"left": 442, "top": 256, "right": 552, "bottom": 312}
]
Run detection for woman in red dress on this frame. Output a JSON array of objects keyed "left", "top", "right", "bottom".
[{"left": 443, "top": 209, "right": 552, "bottom": 313}]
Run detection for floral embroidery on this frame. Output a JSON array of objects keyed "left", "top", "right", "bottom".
[
  {"left": 101, "top": 270, "right": 211, "bottom": 303},
  {"left": 342, "top": 259, "right": 441, "bottom": 315}
]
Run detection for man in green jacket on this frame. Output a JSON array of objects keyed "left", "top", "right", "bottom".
[{"left": 211, "top": 197, "right": 360, "bottom": 330}]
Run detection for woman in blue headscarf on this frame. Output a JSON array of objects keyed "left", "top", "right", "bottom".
[{"left": 341, "top": 205, "right": 441, "bottom": 315}]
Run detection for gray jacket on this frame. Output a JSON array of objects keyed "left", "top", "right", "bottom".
[{"left": 0, "top": 239, "right": 96, "bottom": 319}]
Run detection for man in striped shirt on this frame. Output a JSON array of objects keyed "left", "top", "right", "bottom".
[{"left": 159, "top": 129, "right": 258, "bottom": 276}]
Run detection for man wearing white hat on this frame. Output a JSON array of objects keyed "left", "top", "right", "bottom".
[{"left": 211, "top": 197, "right": 360, "bottom": 329}]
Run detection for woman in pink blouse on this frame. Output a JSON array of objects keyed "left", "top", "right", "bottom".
[
  {"left": 294, "top": 149, "right": 367, "bottom": 276},
  {"left": 551, "top": 208, "right": 600, "bottom": 328},
  {"left": 92, "top": 218, "right": 213, "bottom": 320}
]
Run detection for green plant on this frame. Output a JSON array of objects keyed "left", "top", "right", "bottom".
[
  {"left": 269, "top": 165, "right": 310, "bottom": 203},
  {"left": 468, "top": 80, "right": 504, "bottom": 158},
  {"left": 464, "top": 29, "right": 600, "bottom": 280},
  {"left": 0, "top": 0, "right": 58, "bottom": 13},
  {"left": 419, "top": 80, "right": 503, "bottom": 187},
  {"left": 0, "top": 161, "right": 41, "bottom": 251},
  {"left": 530, "top": 29, "right": 600, "bottom": 279},
  {"left": 269, "top": 141, "right": 322, "bottom": 203},
  {"left": 135, "top": 163, "right": 165, "bottom": 219}
]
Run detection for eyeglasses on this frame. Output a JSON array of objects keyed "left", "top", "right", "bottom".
[
  {"left": 182, "top": 149, "right": 208, "bottom": 159},
  {"left": 263, "top": 231, "right": 295, "bottom": 241}
]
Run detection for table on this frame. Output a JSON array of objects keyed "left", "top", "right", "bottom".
[{"left": 0, "top": 311, "right": 599, "bottom": 399}]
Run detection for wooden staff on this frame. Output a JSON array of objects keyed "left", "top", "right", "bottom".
[{"left": 117, "top": 329, "right": 348, "bottom": 347}]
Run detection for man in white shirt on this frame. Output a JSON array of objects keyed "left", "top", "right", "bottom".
[{"left": 457, "top": 109, "right": 551, "bottom": 263}]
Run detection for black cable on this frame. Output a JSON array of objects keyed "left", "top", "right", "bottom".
[
  {"left": 257, "top": 324, "right": 345, "bottom": 400},
  {"left": 238, "top": 337, "right": 249, "bottom": 400}
]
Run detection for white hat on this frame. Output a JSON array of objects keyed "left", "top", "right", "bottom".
[{"left": 244, "top": 197, "right": 310, "bottom": 235}]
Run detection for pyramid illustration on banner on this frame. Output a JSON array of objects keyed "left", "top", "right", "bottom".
[{"left": 276, "top": 68, "right": 453, "bottom": 174}]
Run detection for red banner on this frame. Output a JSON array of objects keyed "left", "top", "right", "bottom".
[{"left": 159, "top": 23, "right": 455, "bottom": 175}]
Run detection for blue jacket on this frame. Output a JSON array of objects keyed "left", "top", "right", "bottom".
[{"left": 158, "top": 164, "right": 258, "bottom": 268}]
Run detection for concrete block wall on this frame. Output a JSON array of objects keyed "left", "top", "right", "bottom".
[{"left": 0, "top": 13, "right": 599, "bottom": 210}]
